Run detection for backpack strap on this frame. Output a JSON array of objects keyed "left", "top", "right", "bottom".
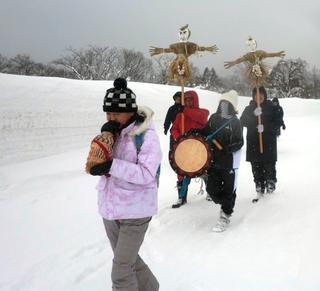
[
  {"left": 134, "top": 134, "right": 144, "bottom": 154},
  {"left": 134, "top": 133, "right": 161, "bottom": 187}
]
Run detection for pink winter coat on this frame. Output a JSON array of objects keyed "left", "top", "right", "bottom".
[{"left": 96, "top": 107, "right": 162, "bottom": 220}]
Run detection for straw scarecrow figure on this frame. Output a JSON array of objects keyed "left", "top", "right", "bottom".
[
  {"left": 224, "top": 36, "right": 285, "bottom": 153},
  {"left": 224, "top": 37, "right": 285, "bottom": 87},
  {"left": 150, "top": 24, "right": 218, "bottom": 82},
  {"left": 150, "top": 24, "right": 218, "bottom": 134}
]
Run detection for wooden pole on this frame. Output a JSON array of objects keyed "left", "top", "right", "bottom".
[
  {"left": 180, "top": 77, "right": 185, "bottom": 134},
  {"left": 256, "top": 86, "right": 264, "bottom": 153}
]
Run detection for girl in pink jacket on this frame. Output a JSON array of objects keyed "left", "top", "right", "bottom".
[{"left": 90, "top": 78, "right": 162, "bottom": 291}]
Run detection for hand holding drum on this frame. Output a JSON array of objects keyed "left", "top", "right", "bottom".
[{"left": 85, "top": 121, "right": 120, "bottom": 174}]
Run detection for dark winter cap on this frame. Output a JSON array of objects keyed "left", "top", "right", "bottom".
[
  {"left": 103, "top": 78, "right": 137, "bottom": 113},
  {"left": 252, "top": 86, "right": 267, "bottom": 99},
  {"left": 272, "top": 97, "right": 279, "bottom": 103},
  {"left": 172, "top": 91, "right": 181, "bottom": 100}
]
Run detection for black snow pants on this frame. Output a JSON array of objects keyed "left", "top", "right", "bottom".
[{"left": 206, "top": 168, "right": 237, "bottom": 215}]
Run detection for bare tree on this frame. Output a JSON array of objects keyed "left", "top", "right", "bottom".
[
  {"left": 221, "top": 67, "right": 251, "bottom": 96},
  {"left": 269, "top": 58, "right": 308, "bottom": 98},
  {"left": 0, "top": 54, "right": 9, "bottom": 72},
  {"left": 54, "top": 46, "right": 121, "bottom": 80},
  {"left": 8, "top": 54, "right": 37, "bottom": 75},
  {"left": 306, "top": 67, "right": 320, "bottom": 98},
  {"left": 200, "top": 67, "right": 224, "bottom": 92},
  {"left": 115, "top": 48, "right": 153, "bottom": 82},
  {"left": 151, "top": 55, "right": 172, "bottom": 84}
]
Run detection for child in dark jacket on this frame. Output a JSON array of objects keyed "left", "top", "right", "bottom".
[
  {"left": 200, "top": 90, "right": 243, "bottom": 232},
  {"left": 272, "top": 97, "right": 286, "bottom": 137},
  {"left": 163, "top": 91, "right": 182, "bottom": 135},
  {"left": 241, "top": 87, "right": 282, "bottom": 202}
]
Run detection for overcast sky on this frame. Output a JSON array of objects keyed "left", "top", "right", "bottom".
[{"left": 1, "top": 0, "right": 319, "bottom": 75}]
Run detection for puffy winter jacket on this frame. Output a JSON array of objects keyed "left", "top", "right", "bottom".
[
  {"left": 240, "top": 99, "right": 282, "bottom": 162},
  {"left": 201, "top": 113, "right": 243, "bottom": 170},
  {"left": 96, "top": 106, "right": 162, "bottom": 220},
  {"left": 170, "top": 90, "right": 209, "bottom": 140}
]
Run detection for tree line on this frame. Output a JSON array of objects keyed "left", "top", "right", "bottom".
[{"left": 1, "top": 46, "right": 319, "bottom": 98}]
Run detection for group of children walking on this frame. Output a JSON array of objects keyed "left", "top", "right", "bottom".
[{"left": 87, "top": 77, "right": 285, "bottom": 290}]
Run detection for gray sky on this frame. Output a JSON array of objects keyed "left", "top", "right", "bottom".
[{"left": 1, "top": 0, "right": 319, "bottom": 75}]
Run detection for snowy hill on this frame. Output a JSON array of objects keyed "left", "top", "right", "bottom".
[{"left": 1, "top": 73, "right": 320, "bottom": 291}]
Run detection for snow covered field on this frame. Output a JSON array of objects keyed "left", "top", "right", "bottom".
[{"left": 1, "top": 73, "right": 320, "bottom": 291}]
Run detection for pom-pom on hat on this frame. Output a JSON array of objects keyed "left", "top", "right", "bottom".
[
  {"left": 103, "top": 77, "right": 138, "bottom": 113},
  {"left": 220, "top": 90, "right": 238, "bottom": 111}
]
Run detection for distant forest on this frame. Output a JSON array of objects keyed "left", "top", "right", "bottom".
[{"left": 1, "top": 46, "right": 319, "bottom": 98}]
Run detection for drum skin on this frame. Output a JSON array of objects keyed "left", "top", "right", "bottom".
[
  {"left": 85, "top": 131, "right": 116, "bottom": 173},
  {"left": 169, "top": 132, "right": 214, "bottom": 178}
]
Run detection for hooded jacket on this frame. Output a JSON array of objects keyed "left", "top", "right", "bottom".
[
  {"left": 96, "top": 106, "right": 162, "bottom": 220},
  {"left": 170, "top": 90, "right": 209, "bottom": 140},
  {"left": 240, "top": 99, "right": 282, "bottom": 162},
  {"left": 200, "top": 101, "right": 243, "bottom": 170}
]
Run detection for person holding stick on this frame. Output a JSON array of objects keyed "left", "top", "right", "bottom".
[
  {"left": 224, "top": 36, "right": 285, "bottom": 153},
  {"left": 170, "top": 90, "right": 209, "bottom": 208},
  {"left": 240, "top": 86, "right": 282, "bottom": 202}
]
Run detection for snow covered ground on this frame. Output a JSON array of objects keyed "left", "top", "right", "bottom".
[{"left": 1, "top": 73, "right": 320, "bottom": 291}]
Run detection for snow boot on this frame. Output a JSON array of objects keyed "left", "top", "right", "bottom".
[
  {"left": 252, "top": 182, "right": 265, "bottom": 203},
  {"left": 172, "top": 196, "right": 187, "bottom": 208},
  {"left": 266, "top": 180, "right": 276, "bottom": 194},
  {"left": 206, "top": 193, "right": 213, "bottom": 201},
  {"left": 172, "top": 180, "right": 188, "bottom": 208},
  {"left": 212, "top": 210, "right": 231, "bottom": 232}
]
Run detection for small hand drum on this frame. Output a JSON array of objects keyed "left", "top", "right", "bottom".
[
  {"left": 169, "top": 132, "right": 214, "bottom": 178},
  {"left": 85, "top": 131, "right": 116, "bottom": 173}
]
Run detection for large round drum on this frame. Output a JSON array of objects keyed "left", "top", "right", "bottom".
[{"left": 169, "top": 132, "right": 214, "bottom": 178}]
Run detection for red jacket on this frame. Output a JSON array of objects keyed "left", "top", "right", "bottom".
[{"left": 170, "top": 90, "right": 209, "bottom": 140}]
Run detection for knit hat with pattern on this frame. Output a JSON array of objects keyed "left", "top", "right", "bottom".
[{"left": 103, "top": 78, "right": 137, "bottom": 113}]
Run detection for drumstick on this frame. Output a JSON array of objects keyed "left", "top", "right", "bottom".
[{"left": 212, "top": 139, "right": 223, "bottom": 150}]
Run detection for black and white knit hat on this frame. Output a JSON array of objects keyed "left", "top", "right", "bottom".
[{"left": 103, "top": 78, "right": 137, "bottom": 113}]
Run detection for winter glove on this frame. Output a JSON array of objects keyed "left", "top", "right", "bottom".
[
  {"left": 101, "top": 121, "right": 121, "bottom": 134},
  {"left": 253, "top": 107, "right": 262, "bottom": 116},
  {"left": 257, "top": 124, "right": 264, "bottom": 133},
  {"left": 187, "top": 128, "right": 201, "bottom": 135},
  {"left": 89, "top": 160, "right": 113, "bottom": 176},
  {"left": 282, "top": 124, "right": 286, "bottom": 130}
]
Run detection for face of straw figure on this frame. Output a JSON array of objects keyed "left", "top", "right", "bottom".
[
  {"left": 179, "top": 27, "right": 190, "bottom": 42},
  {"left": 106, "top": 112, "right": 134, "bottom": 127},
  {"left": 246, "top": 37, "right": 257, "bottom": 52}
]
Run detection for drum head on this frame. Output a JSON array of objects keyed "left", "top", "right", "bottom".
[
  {"left": 169, "top": 133, "right": 214, "bottom": 178},
  {"left": 175, "top": 138, "right": 208, "bottom": 172}
]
